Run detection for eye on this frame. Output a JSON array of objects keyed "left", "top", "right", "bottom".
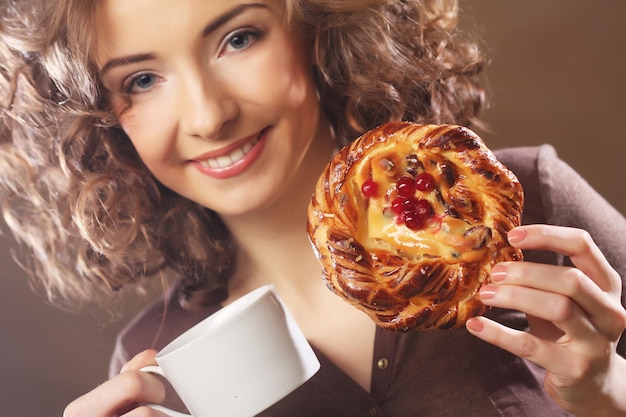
[
  {"left": 221, "top": 28, "right": 264, "bottom": 55},
  {"left": 229, "top": 33, "right": 251, "bottom": 50},
  {"left": 124, "top": 73, "right": 160, "bottom": 95}
]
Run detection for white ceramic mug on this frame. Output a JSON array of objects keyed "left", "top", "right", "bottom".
[{"left": 140, "top": 284, "right": 320, "bottom": 417}]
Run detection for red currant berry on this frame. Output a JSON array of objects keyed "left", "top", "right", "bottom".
[
  {"left": 361, "top": 179, "right": 379, "bottom": 198},
  {"left": 396, "top": 176, "right": 415, "bottom": 197},
  {"left": 405, "top": 214, "right": 426, "bottom": 230},
  {"left": 390, "top": 196, "right": 406, "bottom": 215},
  {"left": 415, "top": 173, "right": 435, "bottom": 192},
  {"left": 414, "top": 199, "right": 434, "bottom": 218},
  {"left": 402, "top": 196, "right": 418, "bottom": 214}
]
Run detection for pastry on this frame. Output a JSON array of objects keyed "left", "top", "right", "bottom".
[{"left": 307, "top": 122, "right": 523, "bottom": 331}]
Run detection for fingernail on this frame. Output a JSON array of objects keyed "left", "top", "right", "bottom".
[
  {"left": 507, "top": 228, "right": 527, "bottom": 244},
  {"left": 490, "top": 264, "right": 507, "bottom": 282},
  {"left": 479, "top": 284, "right": 497, "bottom": 300},
  {"left": 466, "top": 317, "right": 484, "bottom": 332}
]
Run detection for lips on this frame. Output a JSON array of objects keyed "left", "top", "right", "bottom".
[
  {"left": 199, "top": 136, "right": 259, "bottom": 169},
  {"left": 191, "top": 128, "right": 269, "bottom": 179}
]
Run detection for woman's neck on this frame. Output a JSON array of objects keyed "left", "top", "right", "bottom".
[
  {"left": 221, "top": 130, "right": 337, "bottom": 300},
  {"left": 227, "top": 208, "right": 320, "bottom": 299}
]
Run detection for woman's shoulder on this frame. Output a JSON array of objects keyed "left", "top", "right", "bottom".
[
  {"left": 492, "top": 145, "right": 556, "bottom": 226},
  {"left": 495, "top": 143, "right": 626, "bottom": 284},
  {"left": 493, "top": 144, "right": 556, "bottom": 181}
]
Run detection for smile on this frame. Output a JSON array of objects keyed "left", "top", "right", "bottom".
[
  {"left": 199, "top": 136, "right": 260, "bottom": 169},
  {"left": 191, "top": 128, "right": 270, "bottom": 179}
]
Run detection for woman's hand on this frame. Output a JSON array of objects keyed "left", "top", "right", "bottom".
[
  {"left": 63, "top": 349, "right": 168, "bottom": 417},
  {"left": 466, "top": 224, "right": 626, "bottom": 417}
]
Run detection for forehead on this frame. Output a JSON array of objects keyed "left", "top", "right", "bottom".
[
  {"left": 93, "top": 0, "right": 276, "bottom": 63},
  {"left": 94, "top": 0, "right": 281, "bottom": 31}
]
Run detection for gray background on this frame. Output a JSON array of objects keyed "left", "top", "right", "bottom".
[{"left": 1, "top": 2, "right": 624, "bottom": 416}]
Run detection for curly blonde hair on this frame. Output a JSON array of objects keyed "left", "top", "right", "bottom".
[{"left": 0, "top": 0, "right": 486, "bottom": 313}]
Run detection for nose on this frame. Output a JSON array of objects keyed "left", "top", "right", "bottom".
[{"left": 178, "top": 69, "right": 238, "bottom": 140}]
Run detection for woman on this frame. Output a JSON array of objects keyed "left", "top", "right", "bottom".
[{"left": 1, "top": 0, "right": 625, "bottom": 416}]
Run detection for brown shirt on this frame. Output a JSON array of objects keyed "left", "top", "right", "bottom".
[{"left": 110, "top": 145, "right": 626, "bottom": 416}]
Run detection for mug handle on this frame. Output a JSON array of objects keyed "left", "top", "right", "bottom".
[{"left": 139, "top": 365, "right": 192, "bottom": 417}]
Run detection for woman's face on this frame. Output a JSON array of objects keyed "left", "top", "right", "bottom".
[{"left": 96, "top": 0, "right": 329, "bottom": 216}]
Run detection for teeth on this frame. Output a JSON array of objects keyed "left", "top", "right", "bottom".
[
  {"left": 201, "top": 137, "right": 258, "bottom": 169},
  {"left": 216, "top": 155, "right": 232, "bottom": 168}
]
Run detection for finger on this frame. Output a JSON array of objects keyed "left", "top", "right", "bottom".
[
  {"left": 63, "top": 370, "right": 166, "bottom": 417},
  {"left": 466, "top": 316, "right": 574, "bottom": 376},
  {"left": 478, "top": 283, "right": 595, "bottom": 341},
  {"left": 121, "top": 349, "right": 159, "bottom": 373},
  {"left": 122, "top": 405, "right": 171, "bottom": 417},
  {"left": 491, "top": 262, "right": 626, "bottom": 340},
  {"left": 508, "top": 225, "right": 622, "bottom": 295}
]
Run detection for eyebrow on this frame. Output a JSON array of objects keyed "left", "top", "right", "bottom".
[
  {"left": 202, "top": 3, "right": 266, "bottom": 37},
  {"left": 99, "top": 2, "right": 267, "bottom": 77},
  {"left": 99, "top": 53, "right": 156, "bottom": 77}
]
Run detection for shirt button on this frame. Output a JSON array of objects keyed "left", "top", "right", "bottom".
[
  {"left": 377, "top": 357, "right": 389, "bottom": 370},
  {"left": 369, "top": 406, "right": 378, "bottom": 416}
]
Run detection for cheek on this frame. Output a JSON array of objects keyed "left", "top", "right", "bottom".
[
  {"left": 116, "top": 100, "right": 178, "bottom": 175},
  {"left": 227, "top": 43, "right": 314, "bottom": 114}
]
